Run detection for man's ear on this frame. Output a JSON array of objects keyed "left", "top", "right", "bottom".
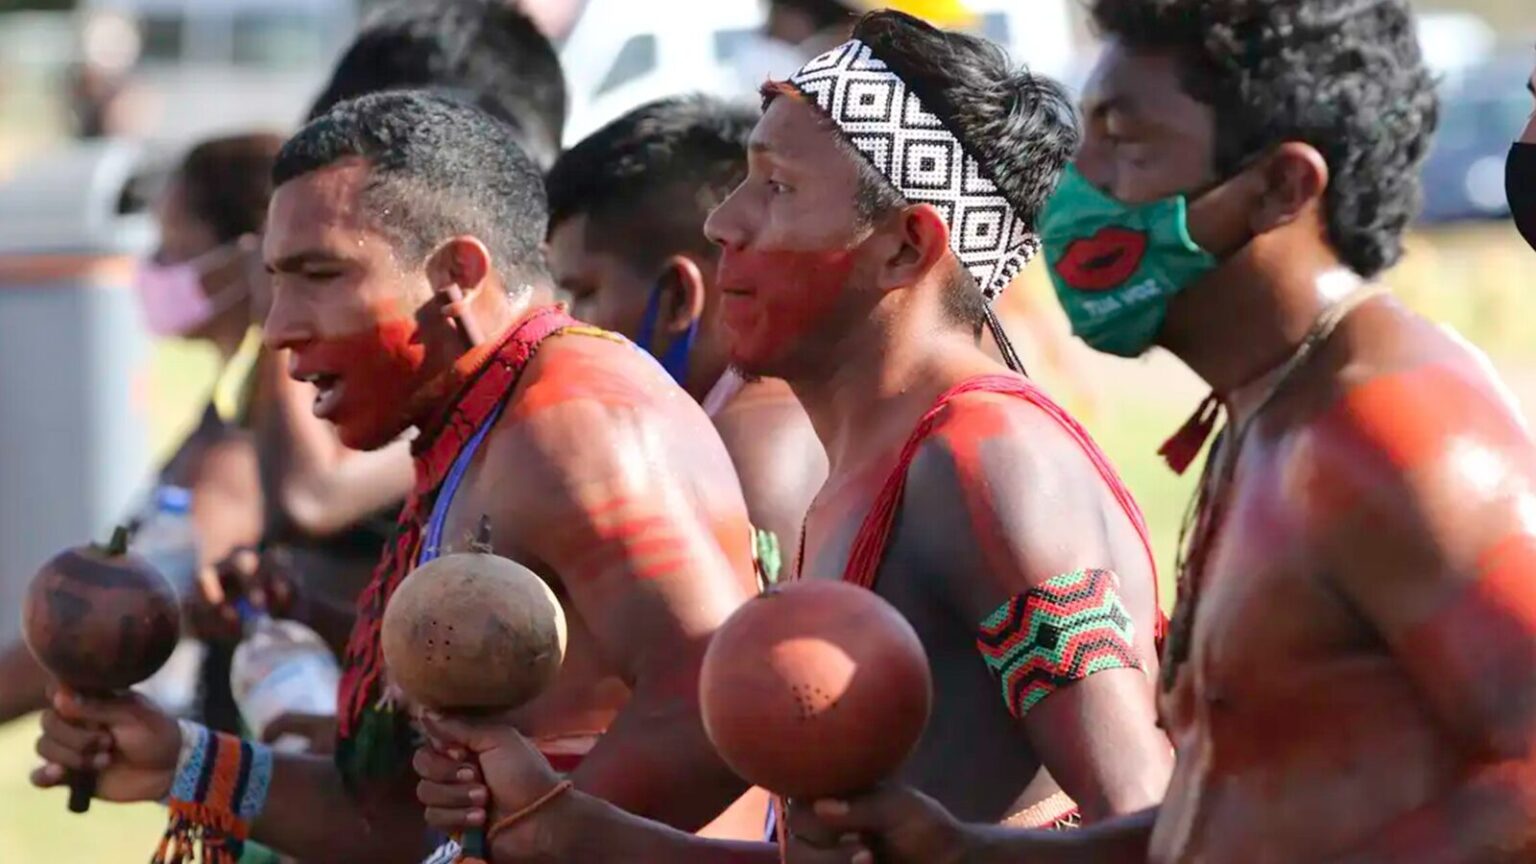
[
  {"left": 872, "top": 203, "right": 950, "bottom": 293},
  {"left": 1248, "top": 141, "right": 1329, "bottom": 235},
  {"left": 656, "top": 255, "right": 708, "bottom": 335},
  {"left": 425, "top": 236, "right": 495, "bottom": 345}
]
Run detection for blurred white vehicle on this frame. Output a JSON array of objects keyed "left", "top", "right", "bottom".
[
  {"left": 558, "top": 0, "right": 1081, "bottom": 146},
  {"left": 83, "top": 0, "right": 358, "bottom": 145}
]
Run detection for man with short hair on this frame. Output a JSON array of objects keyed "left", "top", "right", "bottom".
[
  {"left": 30, "top": 91, "right": 760, "bottom": 863},
  {"left": 546, "top": 95, "right": 827, "bottom": 582},
  {"left": 232, "top": 0, "right": 575, "bottom": 648},
  {"left": 784, "top": 1, "right": 1536, "bottom": 861},
  {"left": 409, "top": 12, "right": 1174, "bottom": 862}
]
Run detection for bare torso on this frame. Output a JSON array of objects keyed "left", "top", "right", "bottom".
[
  {"left": 424, "top": 329, "right": 758, "bottom": 748},
  {"left": 713, "top": 375, "right": 827, "bottom": 582},
  {"left": 1151, "top": 299, "right": 1528, "bottom": 861},
  {"left": 1152, "top": 444, "right": 1460, "bottom": 861}
]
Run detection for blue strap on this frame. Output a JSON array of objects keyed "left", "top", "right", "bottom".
[
  {"left": 636, "top": 279, "right": 697, "bottom": 386},
  {"left": 420, "top": 400, "right": 507, "bottom": 564}
]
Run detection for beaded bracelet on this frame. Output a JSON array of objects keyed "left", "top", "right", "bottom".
[
  {"left": 487, "top": 779, "right": 575, "bottom": 842},
  {"left": 152, "top": 721, "right": 273, "bottom": 864}
]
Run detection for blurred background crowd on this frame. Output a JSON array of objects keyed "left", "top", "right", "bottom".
[{"left": 0, "top": 0, "right": 1530, "bottom": 860}]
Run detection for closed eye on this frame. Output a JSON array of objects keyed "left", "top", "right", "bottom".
[{"left": 301, "top": 266, "right": 345, "bottom": 282}]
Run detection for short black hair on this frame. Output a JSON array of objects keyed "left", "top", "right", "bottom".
[
  {"left": 1089, "top": 0, "right": 1438, "bottom": 278},
  {"left": 307, "top": 0, "right": 567, "bottom": 170},
  {"left": 546, "top": 95, "right": 757, "bottom": 270},
  {"left": 275, "top": 90, "right": 549, "bottom": 287},
  {"left": 771, "top": 11, "right": 1080, "bottom": 327}
]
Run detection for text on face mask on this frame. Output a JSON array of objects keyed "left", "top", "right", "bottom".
[{"left": 1080, "top": 278, "right": 1164, "bottom": 315}]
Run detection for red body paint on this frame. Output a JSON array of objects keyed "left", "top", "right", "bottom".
[
  {"left": 1322, "top": 364, "right": 1529, "bottom": 472},
  {"left": 1294, "top": 363, "right": 1533, "bottom": 530},
  {"left": 1152, "top": 353, "right": 1536, "bottom": 862},
  {"left": 292, "top": 317, "right": 431, "bottom": 451},
  {"left": 1406, "top": 532, "right": 1536, "bottom": 708},
  {"left": 715, "top": 246, "right": 858, "bottom": 376}
]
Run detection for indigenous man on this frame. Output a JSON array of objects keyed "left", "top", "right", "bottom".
[
  {"left": 29, "top": 92, "right": 760, "bottom": 862},
  {"left": 215, "top": 0, "right": 576, "bottom": 752},
  {"left": 545, "top": 94, "right": 827, "bottom": 584},
  {"left": 253, "top": 0, "right": 570, "bottom": 553},
  {"left": 784, "top": 1, "right": 1536, "bottom": 862},
  {"left": 409, "top": 12, "right": 1173, "bottom": 862}
]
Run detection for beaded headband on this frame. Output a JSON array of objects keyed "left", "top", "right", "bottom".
[{"left": 788, "top": 38, "right": 1040, "bottom": 302}]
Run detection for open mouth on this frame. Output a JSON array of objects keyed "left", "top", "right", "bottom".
[
  {"left": 290, "top": 363, "right": 343, "bottom": 420},
  {"left": 1056, "top": 227, "right": 1148, "bottom": 292}
]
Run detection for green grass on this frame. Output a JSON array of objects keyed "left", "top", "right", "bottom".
[{"left": 0, "top": 717, "right": 167, "bottom": 861}]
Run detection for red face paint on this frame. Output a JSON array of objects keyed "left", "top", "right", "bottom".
[
  {"left": 291, "top": 318, "right": 431, "bottom": 451},
  {"left": 716, "top": 246, "right": 859, "bottom": 377}
]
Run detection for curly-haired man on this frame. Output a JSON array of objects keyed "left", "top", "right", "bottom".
[{"left": 786, "top": 2, "right": 1536, "bottom": 862}]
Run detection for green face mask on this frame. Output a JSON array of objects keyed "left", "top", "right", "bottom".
[{"left": 1040, "top": 165, "right": 1219, "bottom": 358}]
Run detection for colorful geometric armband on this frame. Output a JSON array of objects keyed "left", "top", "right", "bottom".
[
  {"left": 153, "top": 721, "right": 273, "bottom": 864},
  {"left": 976, "top": 569, "right": 1142, "bottom": 719}
]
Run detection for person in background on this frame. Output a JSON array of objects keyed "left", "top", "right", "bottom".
[
  {"left": 68, "top": 9, "right": 153, "bottom": 140},
  {"left": 1507, "top": 55, "right": 1536, "bottom": 252},
  {"left": 0, "top": 134, "right": 278, "bottom": 731},
  {"left": 545, "top": 94, "right": 827, "bottom": 586}
]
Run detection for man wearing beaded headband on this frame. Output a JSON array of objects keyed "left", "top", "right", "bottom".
[
  {"left": 408, "top": 11, "right": 1173, "bottom": 862},
  {"left": 785, "top": 1, "right": 1536, "bottom": 862},
  {"left": 721, "top": 21, "right": 1173, "bottom": 842}
]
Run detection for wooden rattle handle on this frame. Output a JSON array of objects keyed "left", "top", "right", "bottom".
[{"left": 68, "top": 769, "right": 95, "bottom": 813}]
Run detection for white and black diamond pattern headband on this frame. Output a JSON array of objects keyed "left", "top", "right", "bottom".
[{"left": 788, "top": 38, "right": 1040, "bottom": 303}]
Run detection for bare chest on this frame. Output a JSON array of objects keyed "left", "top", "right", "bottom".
[
  {"left": 1153, "top": 449, "right": 1455, "bottom": 861},
  {"left": 1162, "top": 444, "right": 1372, "bottom": 727}
]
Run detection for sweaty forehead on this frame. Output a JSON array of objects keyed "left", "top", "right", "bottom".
[
  {"left": 265, "top": 159, "right": 374, "bottom": 253},
  {"left": 1083, "top": 41, "right": 1215, "bottom": 141}
]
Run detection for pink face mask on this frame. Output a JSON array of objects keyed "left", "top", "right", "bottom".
[{"left": 133, "top": 246, "right": 244, "bottom": 337}]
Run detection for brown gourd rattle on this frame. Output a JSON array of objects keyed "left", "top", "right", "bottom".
[
  {"left": 699, "top": 579, "right": 933, "bottom": 852},
  {"left": 381, "top": 517, "right": 568, "bottom": 862},
  {"left": 21, "top": 525, "right": 181, "bottom": 813}
]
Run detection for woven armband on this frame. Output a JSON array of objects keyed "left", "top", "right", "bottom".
[
  {"left": 154, "top": 722, "right": 273, "bottom": 864},
  {"left": 976, "top": 569, "right": 1142, "bottom": 719}
]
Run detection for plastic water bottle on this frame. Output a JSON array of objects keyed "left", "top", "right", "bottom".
[
  {"left": 230, "top": 608, "right": 340, "bottom": 753},
  {"left": 132, "top": 486, "right": 205, "bottom": 717},
  {"left": 132, "top": 486, "right": 201, "bottom": 597}
]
